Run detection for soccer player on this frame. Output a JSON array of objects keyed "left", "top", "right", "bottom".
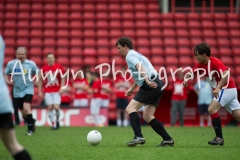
[
  {"left": 4, "top": 47, "right": 37, "bottom": 136},
  {"left": 116, "top": 37, "right": 174, "bottom": 147},
  {"left": 0, "top": 36, "right": 32, "bottom": 160},
  {"left": 38, "top": 53, "right": 65, "bottom": 130},
  {"left": 101, "top": 72, "right": 112, "bottom": 108},
  {"left": 183, "top": 42, "right": 240, "bottom": 146}
]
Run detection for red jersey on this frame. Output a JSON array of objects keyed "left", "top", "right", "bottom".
[
  {"left": 193, "top": 57, "right": 235, "bottom": 89},
  {"left": 101, "top": 79, "right": 112, "bottom": 99},
  {"left": 115, "top": 76, "right": 130, "bottom": 98},
  {"left": 41, "top": 63, "right": 64, "bottom": 93},
  {"left": 73, "top": 78, "right": 88, "bottom": 99},
  {"left": 171, "top": 79, "right": 191, "bottom": 101},
  {"left": 91, "top": 79, "right": 102, "bottom": 98},
  {"left": 61, "top": 83, "right": 72, "bottom": 103}
]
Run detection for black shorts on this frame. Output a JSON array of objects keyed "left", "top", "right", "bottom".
[
  {"left": 116, "top": 98, "right": 128, "bottom": 109},
  {"left": 198, "top": 104, "right": 209, "bottom": 115},
  {"left": 134, "top": 76, "right": 164, "bottom": 108},
  {"left": 13, "top": 94, "right": 33, "bottom": 110},
  {"left": 0, "top": 113, "right": 14, "bottom": 129}
]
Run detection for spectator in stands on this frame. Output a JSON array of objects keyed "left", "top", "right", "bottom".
[
  {"left": 171, "top": 71, "right": 191, "bottom": 127},
  {"left": 101, "top": 71, "right": 112, "bottom": 109},
  {"left": 115, "top": 67, "right": 131, "bottom": 127},
  {"left": 60, "top": 82, "right": 72, "bottom": 107},
  {"left": 72, "top": 71, "right": 89, "bottom": 107},
  {"left": 194, "top": 78, "right": 213, "bottom": 127},
  {"left": 83, "top": 66, "right": 93, "bottom": 87}
]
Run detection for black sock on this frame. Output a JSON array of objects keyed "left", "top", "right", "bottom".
[
  {"left": 14, "top": 149, "right": 31, "bottom": 160},
  {"left": 56, "top": 110, "right": 60, "bottom": 121},
  {"left": 26, "top": 114, "right": 33, "bottom": 131},
  {"left": 212, "top": 117, "right": 223, "bottom": 139},
  {"left": 129, "top": 112, "right": 143, "bottom": 138},
  {"left": 149, "top": 118, "right": 172, "bottom": 140}
]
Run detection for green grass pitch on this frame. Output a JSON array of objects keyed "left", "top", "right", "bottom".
[{"left": 0, "top": 126, "right": 239, "bottom": 160}]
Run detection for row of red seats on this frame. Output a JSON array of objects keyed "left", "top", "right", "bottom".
[
  {"left": 1, "top": 19, "right": 239, "bottom": 29},
  {"left": 2, "top": 29, "right": 240, "bottom": 38},
  {"left": 1, "top": 3, "right": 159, "bottom": 12},
  {"left": 3, "top": 37, "right": 239, "bottom": 48}
]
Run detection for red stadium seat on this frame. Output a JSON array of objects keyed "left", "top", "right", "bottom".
[
  {"left": 96, "top": 4, "right": 107, "bottom": 11},
  {"left": 3, "top": 29, "right": 16, "bottom": 37},
  {"left": 235, "top": 65, "right": 240, "bottom": 74},
  {"left": 16, "top": 38, "right": 28, "bottom": 46},
  {"left": 4, "top": 56, "right": 13, "bottom": 66},
  {"left": 30, "top": 57, "right": 42, "bottom": 67},
  {"left": 110, "top": 30, "right": 122, "bottom": 38},
  {"left": 30, "top": 20, "right": 43, "bottom": 29},
  {"left": 161, "top": 13, "right": 174, "bottom": 20},
  {"left": 112, "top": 56, "right": 124, "bottom": 65},
  {"left": 163, "top": 38, "right": 176, "bottom": 46},
  {"left": 165, "top": 47, "right": 177, "bottom": 56},
  {"left": 70, "top": 56, "right": 83, "bottom": 66},
  {"left": 44, "top": 12, "right": 56, "bottom": 20},
  {"left": 135, "top": 20, "right": 148, "bottom": 29},
  {"left": 56, "top": 57, "right": 69, "bottom": 66},
  {"left": 122, "top": 20, "right": 135, "bottom": 28},
  {"left": 211, "top": 47, "right": 218, "bottom": 57},
  {"left": 30, "top": 29, "right": 42, "bottom": 37},
  {"left": 136, "top": 29, "right": 149, "bottom": 37},
  {"left": 96, "top": 21, "right": 108, "bottom": 29},
  {"left": 162, "top": 29, "right": 175, "bottom": 37},
  {"left": 18, "top": 3, "right": 30, "bottom": 11},
  {"left": 151, "top": 56, "right": 165, "bottom": 66},
  {"left": 150, "top": 38, "right": 163, "bottom": 46},
  {"left": 44, "top": 21, "right": 56, "bottom": 28},
  {"left": 214, "top": 21, "right": 227, "bottom": 29},
  {"left": 57, "top": 12, "right": 69, "bottom": 20},
  {"left": 97, "top": 47, "right": 110, "bottom": 56},
  {"left": 83, "top": 57, "right": 97, "bottom": 66},
  {"left": 165, "top": 56, "right": 178, "bottom": 65},
  {"left": 17, "top": 20, "right": 29, "bottom": 28},
  {"left": 83, "top": 12, "right": 95, "bottom": 20},
  {"left": 32, "top": 4, "right": 43, "bottom": 11},
  {"left": 96, "top": 29, "right": 109, "bottom": 38},
  {"left": 4, "top": 38, "right": 15, "bottom": 47},
  {"left": 31, "top": 12, "right": 43, "bottom": 20},
  {"left": 70, "top": 21, "right": 81, "bottom": 29},
  {"left": 175, "top": 20, "right": 188, "bottom": 28},
  {"left": 18, "top": 12, "right": 30, "bottom": 20},
  {"left": 96, "top": 12, "right": 108, "bottom": 20},
  {"left": 70, "top": 47, "right": 82, "bottom": 56},
  {"left": 57, "top": 3, "right": 69, "bottom": 11},
  {"left": 226, "top": 13, "right": 239, "bottom": 20},
  {"left": 97, "top": 57, "right": 111, "bottom": 64},
  {"left": 123, "top": 29, "right": 135, "bottom": 37},
  {"left": 57, "top": 29, "right": 69, "bottom": 37},
  {"left": 83, "top": 39, "right": 96, "bottom": 47},
  {"left": 217, "top": 38, "right": 230, "bottom": 47},
  {"left": 122, "top": 12, "right": 134, "bottom": 20},
  {"left": 70, "top": 38, "right": 82, "bottom": 47},
  {"left": 162, "top": 20, "right": 174, "bottom": 28},
  {"left": 177, "top": 38, "right": 190, "bottom": 47},
  {"left": 190, "top": 38, "right": 202, "bottom": 47},
  {"left": 56, "top": 47, "right": 69, "bottom": 56},
  {"left": 213, "top": 13, "right": 226, "bottom": 20},
  {"left": 176, "top": 29, "right": 189, "bottom": 37},
  {"left": 135, "top": 3, "right": 147, "bottom": 11},
  {"left": 188, "top": 21, "right": 201, "bottom": 29},
  {"left": 109, "top": 20, "right": 121, "bottom": 29},
  {"left": 29, "top": 38, "right": 42, "bottom": 47},
  {"left": 178, "top": 47, "right": 191, "bottom": 56},
  {"left": 148, "top": 2, "right": 160, "bottom": 11},
  {"left": 148, "top": 11, "right": 161, "bottom": 20},
  {"left": 202, "top": 29, "right": 215, "bottom": 38},
  {"left": 216, "top": 29, "right": 229, "bottom": 38},
  {"left": 135, "top": 12, "right": 147, "bottom": 20},
  {"left": 230, "top": 38, "right": 240, "bottom": 47},
  {"left": 5, "top": 3, "right": 17, "bottom": 11},
  {"left": 218, "top": 48, "right": 231, "bottom": 56},
  {"left": 108, "top": 3, "right": 120, "bottom": 11},
  {"left": 148, "top": 20, "right": 161, "bottom": 28},
  {"left": 44, "top": 3, "right": 56, "bottom": 11},
  {"left": 97, "top": 38, "right": 109, "bottom": 47},
  {"left": 43, "top": 38, "right": 55, "bottom": 46},
  {"left": 203, "top": 38, "right": 217, "bottom": 47},
  {"left": 43, "top": 29, "right": 55, "bottom": 37},
  {"left": 200, "top": 13, "right": 213, "bottom": 20},
  {"left": 149, "top": 29, "right": 161, "bottom": 37},
  {"left": 29, "top": 47, "right": 42, "bottom": 57},
  {"left": 220, "top": 56, "right": 233, "bottom": 66},
  {"left": 83, "top": 29, "right": 95, "bottom": 38},
  {"left": 138, "top": 47, "right": 150, "bottom": 56},
  {"left": 43, "top": 47, "right": 55, "bottom": 56},
  {"left": 187, "top": 13, "right": 200, "bottom": 20},
  {"left": 83, "top": 48, "right": 96, "bottom": 56},
  {"left": 5, "top": 47, "right": 15, "bottom": 56},
  {"left": 201, "top": 20, "right": 214, "bottom": 29},
  {"left": 83, "top": 21, "right": 95, "bottom": 29},
  {"left": 122, "top": 3, "right": 134, "bottom": 11},
  {"left": 174, "top": 13, "right": 187, "bottom": 20},
  {"left": 189, "top": 29, "right": 201, "bottom": 37},
  {"left": 229, "top": 30, "right": 240, "bottom": 38},
  {"left": 228, "top": 21, "right": 240, "bottom": 29},
  {"left": 57, "top": 21, "right": 69, "bottom": 29},
  {"left": 109, "top": 12, "right": 121, "bottom": 20},
  {"left": 179, "top": 56, "right": 192, "bottom": 66},
  {"left": 70, "top": 12, "right": 81, "bottom": 20},
  {"left": 70, "top": 3, "right": 81, "bottom": 11}
]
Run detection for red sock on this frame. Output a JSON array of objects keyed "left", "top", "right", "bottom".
[{"left": 210, "top": 112, "right": 219, "bottom": 119}]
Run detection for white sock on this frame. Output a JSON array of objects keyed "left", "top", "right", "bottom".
[
  {"left": 123, "top": 119, "right": 128, "bottom": 127},
  {"left": 49, "top": 111, "right": 55, "bottom": 126},
  {"left": 116, "top": 119, "right": 122, "bottom": 127},
  {"left": 200, "top": 122, "right": 204, "bottom": 127}
]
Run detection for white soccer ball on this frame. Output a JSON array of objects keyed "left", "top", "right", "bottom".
[{"left": 87, "top": 130, "right": 102, "bottom": 145}]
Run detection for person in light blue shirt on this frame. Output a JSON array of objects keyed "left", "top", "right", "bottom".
[
  {"left": 194, "top": 78, "right": 213, "bottom": 127},
  {"left": 0, "top": 35, "right": 32, "bottom": 160},
  {"left": 4, "top": 47, "right": 38, "bottom": 135},
  {"left": 116, "top": 37, "right": 173, "bottom": 147}
]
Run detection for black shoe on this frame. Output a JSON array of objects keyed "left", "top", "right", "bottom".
[
  {"left": 208, "top": 137, "right": 224, "bottom": 146},
  {"left": 26, "top": 131, "right": 33, "bottom": 136},
  {"left": 157, "top": 138, "right": 174, "bottom": 147},
  {"left": 32, "top": 119, "right": 36, "bottom": 133},
  {"left": 126, "top": 137, "right": 146, "bottom": 147},
  {"left": 56, "top": 121, "right": 60, "bottom": 129}
]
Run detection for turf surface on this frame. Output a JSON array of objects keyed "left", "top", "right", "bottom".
[{"left": 0, "top": 126, "right": 239, "bottom": 160}]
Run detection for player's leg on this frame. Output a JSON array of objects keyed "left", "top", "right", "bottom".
[
  {"left": 198, "top": 105, "right": 204, "bottom": 127},
  {"left": 116, "top": 98, "right": 123, "bottom": 127},
  {"left": 143, "top": 105, "right": 174, "bottom": 147},
  {"left": 179, "top": 100, "right": 186, "bottom": 126},
  {"left": 226, "top": 98, "right": 240, "bottom": 123},
  {"left": 170, "top": 100, "right": 178, "bottom": 126},
  {"left": 53, "top": 92, "right": 61, "bottom": 129},
  {"left": 123, "top": 98, "right": 129, "bottom": 127},
  {"left": 125, "top": 99, "right": 145, "bottom": 146},
  {"left": 45, "top": 93, "right": 55, "bottom": 129},
  {"left": 0, "top": 113, "right": 31, "bottom": 160},
  {"left": 23, "top": 101, "right": 35, "bottom": 135}
]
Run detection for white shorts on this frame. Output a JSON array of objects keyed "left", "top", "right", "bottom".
[
  {"left": 73, "top": 99, "right": 88, "bottom": 107},
  {"left": 101, "top": 99, "right": 109, "bottom": 108},
  {"left": 90, "top": 98, "right": 102, "bottom": 115},
  {"left": 45, "top": 92, "right": 61, "bottom": 105},
  {"left": 213, "top": 88, "right": 240, "bottom": 114}
]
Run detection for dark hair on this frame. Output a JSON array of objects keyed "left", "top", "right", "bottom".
[
  {"left": 194, "top": 42, "right": 211, "bottom": 57},
  {"left": 116, "top": 36, "right": 133, "bottom": 49},
  {"left": 92, "top": 72, "right": 100, "bottom": 78},
  {"left": 46, "top": 52, "right": 55, "bottom": 57}
]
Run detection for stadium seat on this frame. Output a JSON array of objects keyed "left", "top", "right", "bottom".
[
  {"left": 108, "top": 3, "right": 120, "bottom": 11},
  {"left": 43, "top": 47, "right": 55, "bottom": 56},
  {"left": 4, "top": 38, "right": 15, "bottom": 47},
  {"left": 57, "top": 12, "right": 69, "bottom": 20},
  {"left": 18, "top": 12, "right": 30, "bottom": 20},
  {"left": 189, "top": 29, "right": 201, "bottom": 37},
  {"left": 97, "top": 47, "right": 110, "bottom": 56},
  {"left": 175, "top": 20, "right": 188, "bottom": 28},
  {"left": 202, "top": 29, "right": 215, "bottom": 38},
  {"left": 44, "top": 3, "right": 56, "bottom": 11},
  {"left": 162, "top": 20, "right": 174, "bottom": 28},
  {"left": 213, "top": 13, "right": 226, "bottom": 20},
  {"left": 70, "top": 56, "right": 83, "bottom": 66},
  {"left": 29, "top": 38, "right": 42, "bottom": 47},
  {"left": 165, "top": 47, "right": 177, "bottom": 56},
  {"left": 122, "top": 20, "right": 135, "bottom": 28},
  {"left": 110, "top": 38, "right": 119, "bottom": 47},
  {"left": 226, "top": 13, "right": 239, "bottom": 20},
  {"left": 57, "top": 29, "right": 69, "bottom": 37},
  {"left": 30, "top": 56, "right": 42, "bottom": 67},
  {"left": 148, "top": 3, "right": 159, "bottom": 11},
  {"left": 70, "top": 38, "right": 82, "bottom": 47},
  {"left": 135, "top": 3, "right": 147, "bottom": 11},
  {"left": 57, "top": 3, "right": 69, "bottom": 11},
  {"left": 122, "top": 12, "right": 134, "bottom": 20},
  {"left": 83, "top": 21, "right": 95, "bottom": 29},
  {"left": 177, "top": 38, "right": 190, "bottom": 47},
  {"left": 5, "top": 3, "right": 17, "bottom": 11},
  {"left": 176, "top": 29, "right": 189, "bottom": 37},
  {"left": 179, "top": 56, "right": 192, "bottom": 66},
  {"left": 97, "top": 38, "right": 109, "bottom": 47},
  {"left": 44, "top": 12, "right": 56, "bottom": 20},
  {"left": 187, "top": 13, "right": 200, "bottom": 20},
  {"left": 30, "top": 20, "right": 42, "bottom": 29},
  {"left": 123, "top": 29, "right": 135, "bottom": 37},
  {"left": 112, "top": 56, "right": 124, "bottom": 65},
  {"left": 216, "top": 29, "right": 229, "bottom": 38},
  {"left": 44, "top": 21, "right": 56, "bottom": 28},
  {"left": 162, "top": 29, "right": 175, "bottom": 37},
  {"left": 96, "top": 3, "right": 107, "bottom": 11},
  {"left": 17, "top": 20, "right": 29, "bottom": 28},
  {"left": 135, "top": 20, "right": 148, "bottom": 29},
  {"left": 178, "top": 47, "right": 191, "bottom": 56},
  {"left": 83, "top": 12, "right": 95, "bottom": 20},
  {"left": 110, "top": 47, "right": 119, "bottom": 56},
  {"left": 228, "top": 21, "right": 240, "bottom": 29},
  {"left": 57, "top": 21, "right": 69, "bottom": 29},
  {"left": 109, "top": 20, "right": 121, "bottom": 29},
  {"left": 70, "top": 12, "right": 81, "bottom": 20},
  {"left": 201, "top": 21, "right": 214, "bottom": 29},
  {"left": 190, "top": 38, "right": 202, "bottom": 47},
  {"left": 4, "top": 56, "right": 13, "bottom": 66},
  {"left": 109, "top": 12, "right": 121, "bottom": 20},
  {"left": 229, "top": 30, "right": 240, "bottom": 38},
  {"left": 151, "top": 56, "right": 165, "bottom": 66},
  {"left": 165, "top": 56, "right": 178, "bottom": 65},
  {"left": 97, "top": 57, "right": 111, "bottom": 64},
  {"left": 122, "top": 3, "right": 134, "bottom": 11},
  {"left": 149, "top": 29, "right": 161, "bottom": 37},
  {"left": 96, "top": 12, "right": 108, "bottom": 20},
  {"left": 203, "top": 38, "right": 217, "bottom": 47},
  {"left": 3, "top": 29, "right": 16, "bottom": 37},
  {"left": 43, "top": 29, "right": 55, "bottom": 37},
  {"left": 29, "top": 47, "right": 42, "bottom": 57},
  {"left": 174, "top": 13, "right": 187, "bottom": 20},
  {"left": 70, "top": 21, "right": 81, "bottom": 29},
  {"left": 18, "top": 3, "right": 31, "bottom": 11},
  {"left": 210, "top": 47, "right": 218, "bottom": 57},
  {"left": 96, "top": 20, "right": 108, "bottom": 29},
  {"left": 56, "top": 47, "right": 69, "bottom": 56},
  {"left": 5, "top": 47, "right": 15, "bottom": 56},
  {"left": 56, "top": 57, "right": 69, "bottom": 66},
  {"left": 110, "top": 29, "right": 121, "bottom": 38},
  {"left": 220, "top": 56, "right": 233, "bottom": 66},
  {"left": 135, "top": 12, "right": 147, "bottom": 20},
  {"left": 148, "top": 20, "right": 161, "bottom": 28},
  {"left": 235, "top": 65, "right": 240, "bottom": 74},
  {"left": 151, "top": 47, "right": 164, "bottom": 56},
  {"left": 83, "top": 57, "right": 97, "bottom": 66},
  {"left": 70, "top": 47, "right": 82, "bottom": 56},
  {"left": 138, "top": 47, "right": 150, "bottom": 56},
  {"left": 70, "top": 3, "right": 81, "bottom": 11},
  {"left": 148, "top": 11, "right": 161, "bottom": 20},
  {"left": 163, "top": 38, "right": 176, "bottom": 46},
  {"left": 29, "top": 29, "right": 41, "bottom": 37},
  {"left": 16, "top": 38, "right": 28, "bottom": 46},
  {"left": 31, "top": 12, "right": 43, "bottom": 20},
  {"left": 32, "top": 4, "right": 43, "bottom": 11},
  {"left": 83, "top": 48, "right": 96, "bottom": 56},
  {"left": 200, "top": 13, "right": 213, "bottom": 20},
  {"left": 230, "top": 38, "right": 240, "bottom": 47},
  {"left": 217, "top": 38, "right": 230, "bottom": 47},
  {"left": 214, "top": 21, "right": 227, "bottom": 29},
  {"left": 188, "top": 21, "right": 201, "bottom": 29},
  {"left": 97, "top": 29, "right": 109, "bottom": 38},
  {"left": 218, "top": 48, "right": 231, "bottom": 56},
  {"left": 43, "top": 38, "right": 55, "bottom": 47},
  {"left": 83, "top": 29, "right": 95, "bottom": 38},
  {"left": 150, "top": 38, "right": 163, "bottom": 46},
  {"left": 161, "top": 13, "right": 174, "bottom": 20},
  {"left": 136, "top": 29, "right": 148, "bottom": 37}
]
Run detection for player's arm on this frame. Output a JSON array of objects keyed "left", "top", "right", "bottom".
[
  {"left": 125, "top": 82, "right": 137, "bottom": 96},
  {"left": 4, "top": 74, "right": 13, "bottom": 85},
  {"left": 59, "top": 67, "right": 66, "bottom": 92},
  {"left": 135, "top": 63, "right": 157, "bottom": 88},
  {"left": 38, "top": 71, "right": 43, "bottom": 97},
  {"left": 213, "top": 70, "right": 229, "bottom": 99}
]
